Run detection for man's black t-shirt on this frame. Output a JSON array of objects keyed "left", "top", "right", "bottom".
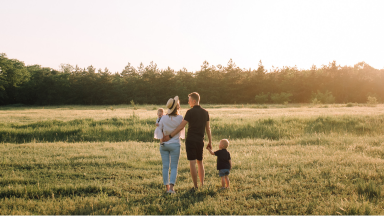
[
  {"left": 184, "top": 105, "right": 209, "bottom": 143},
  {"left": 214, "top": 149, "right": 231, "bottom": 170}
]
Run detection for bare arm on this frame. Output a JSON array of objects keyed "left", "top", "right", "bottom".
[
  {"left": 208, "top": 148, "right": 215, "bottom": 155},
  {"left": 205, "top": 121, "right": 212, "bottom": 150},
  {"left": 162, "top": 120, "right": 188, "bottom": 142},
  {"left": 229, "top": 160, "right": 232, "bottom": 170}
]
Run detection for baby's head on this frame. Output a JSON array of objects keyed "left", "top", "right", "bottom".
[
  {"left": 219, "top": 139, "right": 229, "bottom": 150},
  {"left": 157, "top": 108, "right": 164, "bottom": 118}
]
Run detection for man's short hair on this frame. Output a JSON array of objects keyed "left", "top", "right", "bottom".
[{"left": 188, "top": 92, "right": 200, "bottom": 103}]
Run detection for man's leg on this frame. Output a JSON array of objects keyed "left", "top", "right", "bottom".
[
  {"left": 189, "top": 160, "right": 198, "bottom": 188},
  {"left": 196, "top": 160, "right": 205, "bottom": 187}
]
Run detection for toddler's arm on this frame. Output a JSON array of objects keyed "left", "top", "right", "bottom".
[
  {"left": 229, "top": 160, "right": 232, "bottom": 170},
  {"left": 155, "top": 117, "right": 160, "bottom": 126},
  {"left": 208, "top": 148, "right": 215, "bottom": 155}
]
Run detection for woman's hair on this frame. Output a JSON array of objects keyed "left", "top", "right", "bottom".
[{"left": 168, "top": 103, "right": 179, "bottom": 116}]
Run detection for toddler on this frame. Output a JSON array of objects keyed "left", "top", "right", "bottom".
[
  {"left": 155, "top": 108, "right": 164, "bottom": 126},
  {"left": 154, "top": 108, "right": 164, "bottom": 143},
  {"left": 208, "top": 139, "right": 231, "bottom": 189}
]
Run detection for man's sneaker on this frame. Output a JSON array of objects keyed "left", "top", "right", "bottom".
[{"left": 189, "top": 187, "right": 198, "bottom": 193}]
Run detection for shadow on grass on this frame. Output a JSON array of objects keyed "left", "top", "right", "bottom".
[
  {"left": 124, "top": 185, "right": 218, "bottom": 215},
  {"left": 0, "top": 185, "right": 121, "bottom": 199},
  {"left": 0, "top": 129, "right": 82, "bottom": 143},
  {"left": 6, "top": 161, "right": 134, "bottom": 171},
  {"left": 0, "top": 179, "right": 38, "bottom": 186}
]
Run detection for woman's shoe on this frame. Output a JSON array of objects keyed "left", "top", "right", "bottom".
[{"left": 167, "top": 190, "right": 176, "bottom": 194}]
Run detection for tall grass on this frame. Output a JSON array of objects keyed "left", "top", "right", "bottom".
[
  {"left": 1, "top": 114, "right": 384, "bottom": 143},
  {"left": 1, "top": 105, "right": 384, "bottom": 214},
  {"left": 1, "top": 136, "right": 384, "bottom": 214}
]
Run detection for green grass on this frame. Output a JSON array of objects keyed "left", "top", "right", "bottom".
[
  {"left": 1, "top": 137, "right": 384, "bottom": 214},
  {"left": 1, "top": 105, "right": 384, "bottom": 214},
  {"left": 1, "top": 114, "right": 384, "bottom": 143}
]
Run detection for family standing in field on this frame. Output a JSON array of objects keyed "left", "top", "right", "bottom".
[{"left": 154, "top": 92, "right": 232, "bottom": 194}]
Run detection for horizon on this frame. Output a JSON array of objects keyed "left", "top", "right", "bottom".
[{"left": 2, "top": 52, "right": 381, "bottom": 73}]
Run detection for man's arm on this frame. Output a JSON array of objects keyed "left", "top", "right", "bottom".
[
  {"left": 205, "top": 121, "right": 212, "bottom": 150},
  {"left": 162, "top": 120, "right": 188, "bottom": 142}
]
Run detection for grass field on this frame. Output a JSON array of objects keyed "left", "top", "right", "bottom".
[{"left": 1, "top": 104, "right": 384, "bottom": 214}]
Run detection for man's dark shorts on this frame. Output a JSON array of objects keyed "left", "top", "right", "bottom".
[{"left": 186, "top": 141, "right": 204, "bottom": 161}]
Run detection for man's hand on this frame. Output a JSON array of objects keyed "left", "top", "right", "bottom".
[
  {"left": 162, "top": 120, "right": 187, "bottom": 143},
  {"left": 205, "top": 121, "right": 212, "bottom": 150},
  {"left": 162, "top": 133, "right": 170, "bottom": 142}
]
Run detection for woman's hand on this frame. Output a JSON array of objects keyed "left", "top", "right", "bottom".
[{"left": 156, "top": 123, "right": 159, "bottom": 126}]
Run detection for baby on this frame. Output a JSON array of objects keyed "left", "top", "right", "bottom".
[
  {"left": 208, "top": 139, "right": 232, "bottom": 189},
  {"left": 154, "top": 108, "right": 164, "bottom": 144},
  {"left": 155, "top": 108, "right": 164, "bottom": 126}
]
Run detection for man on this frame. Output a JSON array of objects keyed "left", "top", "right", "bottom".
[{"left": 162, "top": 92, "right": 212, "bottom": 189}]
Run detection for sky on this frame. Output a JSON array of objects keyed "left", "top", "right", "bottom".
[{"left": 1, "top": 0, "right": 383, "bottom": 73}]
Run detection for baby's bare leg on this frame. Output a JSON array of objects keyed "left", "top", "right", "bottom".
[
  {"left": 225, "top": 176, "right": 230, "bottom": 188},
  {"left": 221, "top": 177, "right": 225, "bottom": 188}
]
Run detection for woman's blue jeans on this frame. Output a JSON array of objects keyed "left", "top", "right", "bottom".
[{"left": 159, "top": 142, "right": 180, "bottom": 185}]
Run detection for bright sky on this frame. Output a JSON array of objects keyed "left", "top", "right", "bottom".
[{"left": 1, "top": 0, "right": 383, "bottom": 73}]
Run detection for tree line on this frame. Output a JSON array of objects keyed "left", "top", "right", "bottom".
[{"left": 1, "top": 53, "right": 383, "bottom": 105}]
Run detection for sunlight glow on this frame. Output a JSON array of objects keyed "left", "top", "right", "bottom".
[{"left": 1, "top": 0, "right": 383, "bottom": 72}]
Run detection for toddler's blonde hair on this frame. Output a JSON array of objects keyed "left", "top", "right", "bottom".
[
  {"left": 157, "top": 108, "right": 164, "bottom": 113},
  {"left": 220, "top": 139, "right": 229, "bottom": 149}
]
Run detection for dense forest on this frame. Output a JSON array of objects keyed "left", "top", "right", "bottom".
[{"left": 0, "top": 53, "right": 383, "bottom": 105}]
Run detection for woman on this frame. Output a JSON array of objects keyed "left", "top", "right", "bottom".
[{"left": 154, "top": 96, "right": 185, "bottom": 194}]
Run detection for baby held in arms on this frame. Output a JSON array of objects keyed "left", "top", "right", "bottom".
[{"left": 154, "top": 108, "right": 164, "bottom": 145}]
